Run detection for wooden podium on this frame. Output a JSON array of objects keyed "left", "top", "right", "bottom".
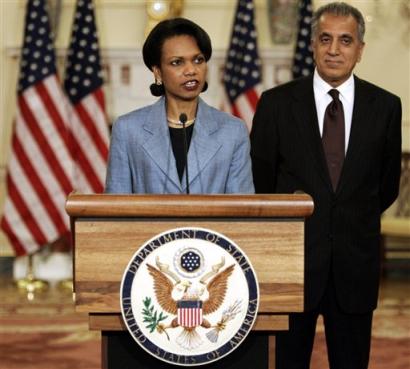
[{"left": 66, "top": 193, "right": 313, "bottom": 368}]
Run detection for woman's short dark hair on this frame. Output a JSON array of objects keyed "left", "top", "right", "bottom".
[{"left": 142, "top": 18, "right": 212, "bottom": 71}]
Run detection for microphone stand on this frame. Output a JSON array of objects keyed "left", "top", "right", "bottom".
[{"left": 179, "top": 113, "right": 190, "bottom": 194}]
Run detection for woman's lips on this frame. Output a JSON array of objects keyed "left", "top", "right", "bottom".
[{"left": 183, "top": 80, "right": 199, "bottom": 90}]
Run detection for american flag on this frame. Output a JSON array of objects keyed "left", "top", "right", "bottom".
[
  {"left": 222, "top": 0, "right": 262, "bottom": 131},
  {"left": 292, "top": 0, "right": 315, "bottom": 79},
  {"left": 0, "top": 0, "right": 109, "bottom": 256},
  {"left": 64, "top": 0, "right": 109, "bottom": 193},
  {"left": 0, "top": 0, "right": 74, "bottom": 256}
]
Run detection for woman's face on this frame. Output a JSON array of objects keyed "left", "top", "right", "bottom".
[{"left": 153, "top": 35, "right": 208, "bottom": 102}]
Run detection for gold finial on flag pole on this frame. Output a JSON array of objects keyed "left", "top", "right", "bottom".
[{"left": 15, "top": 253, "right": 49, "bottom": 300}]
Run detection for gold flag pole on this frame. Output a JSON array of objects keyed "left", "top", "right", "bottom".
[{"left": 15, "top": 253, "right": 48, "bottom": 299}]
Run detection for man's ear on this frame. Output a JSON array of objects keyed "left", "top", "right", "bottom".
[{"left": 357, "top": 42, "right": 365, "bottom": 63}]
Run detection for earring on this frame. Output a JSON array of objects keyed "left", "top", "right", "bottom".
[{"left": 150, "top": 79, "right": 165, "bottom": 96}]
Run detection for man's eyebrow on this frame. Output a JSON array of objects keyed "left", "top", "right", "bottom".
[
  {"left": 318, "top": 32, "right": 332, "bottom": 37},
  {"left": 318, "top": 32, "right": 354, "bottom": 39}
]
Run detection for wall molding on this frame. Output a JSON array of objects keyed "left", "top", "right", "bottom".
[{"left": 6, "top": 46, "right": 294, "bottom": 120}]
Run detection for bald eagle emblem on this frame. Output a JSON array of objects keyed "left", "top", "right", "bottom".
[
  {"left": 121, "top": 227, "right": 259, "bottom": 366},
  {"left": 147, "top": 255, "right": 239, "bottom": 349}
]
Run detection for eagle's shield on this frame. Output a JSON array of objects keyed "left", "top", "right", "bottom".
[{"left": 177, "top": 300, "right": 203, "bottom": 328}]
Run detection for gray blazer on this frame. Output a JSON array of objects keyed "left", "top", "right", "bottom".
[{"left": 105, "top": 97, "right": 254, "bottom": 194}]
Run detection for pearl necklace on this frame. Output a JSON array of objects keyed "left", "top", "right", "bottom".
[{"left": 167, "top": 117, "right": 195, "bottom": 129}]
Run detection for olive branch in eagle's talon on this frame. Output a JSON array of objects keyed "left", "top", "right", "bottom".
[{"left": 142, "top": 297, "right": 170, "bottom": 340}]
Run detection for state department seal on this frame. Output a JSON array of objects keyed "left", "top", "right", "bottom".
[{"left": 120, "top": 227, "right": 259, "bottom": 366}]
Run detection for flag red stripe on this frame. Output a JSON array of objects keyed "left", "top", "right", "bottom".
[
  {"left": 232, "top": 104, "right": 241, "bottom": 118},
  {"left": 94, "top": 87, "right": 106, "bottom": 112},
  {"left": 6, "top": 174, "right": 47, "bottom": 246},
  {"left": 245, "top": 89, "right": 259, "bottom": 109},
  {"left": 12, "top": 135, "right": 69, "bottom": 234},
  {"left": 35, "top": 81, "right": 74, "bottom": 155},
  {"left": 0, "top": 217, "right": 27, "bottom": 256},
  {"left": 68, "top": 131, "right": 104, "bottom": 192},
  {"left": 74, "top": 99, "right": 109, "bottom": 161},
  {"left": 19, "top": 93, "right": 73, "bottom": 194}
]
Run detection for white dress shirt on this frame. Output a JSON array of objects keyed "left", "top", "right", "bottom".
[{"left": 313, "top": 69, "right": 355, "bottom": 153}]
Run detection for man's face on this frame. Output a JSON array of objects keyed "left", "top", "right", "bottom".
[{"left": 311, "top": 13, "right": 365, "bottom": 87}]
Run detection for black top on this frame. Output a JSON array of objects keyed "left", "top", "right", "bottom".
[{"left": 169, "top": 125, "right": 194, "bottom": 182}]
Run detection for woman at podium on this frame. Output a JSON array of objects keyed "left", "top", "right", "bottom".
[
  {"left": 103, "top": 17, "right": 267, "bottom": 369},
  {"left": 105, "top": 18, "right": 254, "bottom": 195}
]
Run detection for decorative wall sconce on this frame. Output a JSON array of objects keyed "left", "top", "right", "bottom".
[
  {"left": 145, "top": 0, "right": 184, "bottom": 36},
  {"left": 268, "top": 0, "right": 299, "bottom": 44}
]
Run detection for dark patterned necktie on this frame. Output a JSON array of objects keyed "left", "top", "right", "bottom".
[{"left": 322, "top": 89, "right": 345, "bottom": 191}]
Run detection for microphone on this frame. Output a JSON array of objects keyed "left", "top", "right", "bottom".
[{"left": 179, "top": 113, "right": 190, "bottom": 194}]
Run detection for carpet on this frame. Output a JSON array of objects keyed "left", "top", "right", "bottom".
[{"left": 0, "top": 278, "right": 408, "bottom": 369}]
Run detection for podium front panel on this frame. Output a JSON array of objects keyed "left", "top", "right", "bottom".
[{"left": 74, "top": 218, "right": 304, "bottom": 315}]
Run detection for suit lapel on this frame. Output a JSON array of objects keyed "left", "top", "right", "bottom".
[
  {"left": 141, "top": 98, "right": 222, "bottom": 193},
  {"left": 142, "top": 98, "right": 182, "bottom": 190},
  {"left": 182, "top": 99, "right": 221, "bottom": 193},
  {"left": 336, "top": 76, "right": 376, "bottom": 195},
  {"left": 293, "top": 77, "right": 332, "bottom": 190}
]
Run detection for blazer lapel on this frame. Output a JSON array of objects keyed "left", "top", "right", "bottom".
[
  {"left": 293, "top": 77, "right": 332, "bottom": 190},
  {"left": 142, "top": 98, "right": 182, "bottom": 190},
  {"left": 182, "top": 99, "right": 222, "bottom": 192},
  {"left": 336, "top": 76, "right": 376, "bottom": 195}
]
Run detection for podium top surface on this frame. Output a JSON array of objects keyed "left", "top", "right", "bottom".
[{"left": 66, "top": 193, "right": 314, "bottom": 218}]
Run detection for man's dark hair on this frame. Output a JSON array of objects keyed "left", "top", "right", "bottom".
[
  {"left": 311, "top": 2, "right": 366, "bottom": 43},
  {"left": 142, "top": 17, "right": 212, "bottom": 71}
]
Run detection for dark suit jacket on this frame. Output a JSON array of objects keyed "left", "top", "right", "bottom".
[{"left": 250, "top": 75, "right": 402, "bottom": 314}]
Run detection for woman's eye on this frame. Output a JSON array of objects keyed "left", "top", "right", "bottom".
[
  {"left": 194, "top": 56, "right": 205, "bottom": 64},
  {"left": 171, "top": 59, "right": 182, "bottom": 66}
]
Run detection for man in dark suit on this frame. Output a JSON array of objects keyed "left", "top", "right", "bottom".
[{"left": 250, "top": 2, "right": 402, "bottom": 369}]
